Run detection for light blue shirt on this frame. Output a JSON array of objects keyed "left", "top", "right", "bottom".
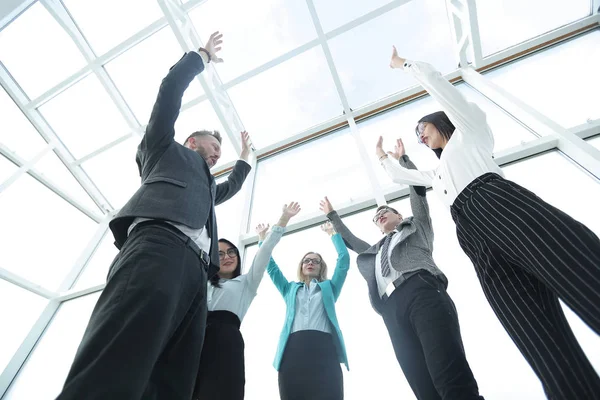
[{"left": 291, "top": 278, "right": 333, "bottom": 334}]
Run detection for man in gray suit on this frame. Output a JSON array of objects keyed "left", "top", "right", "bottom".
[
  {"left": 320, "top": 140, "right": 483, "bottom": 400},
  {"left": 57, "top": 32, "right": 252, "bottom": 400}
]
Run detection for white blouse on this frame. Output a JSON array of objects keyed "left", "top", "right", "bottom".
[
  {"left": 381, "top": 60, "right": 504, "bottom": 208},
  {"left": 207, "top": 225, "right": 285, "bottom": 322}
]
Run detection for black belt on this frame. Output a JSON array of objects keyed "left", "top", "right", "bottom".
[
  {"left": 381, "top": 270, "right": 433, "bottom": 302},
  {"left": 132, "top": 220, "right": 210, "bottom": 266}
]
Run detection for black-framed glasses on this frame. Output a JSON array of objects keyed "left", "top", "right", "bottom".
[
  {"left": 373, "top": 207, "right": 392, "bottom": 224},
  {"left": 218, "top": 249, "right": 238, "bottom": 260},
  {"left": 302, "top": 258, "right": 322, "bottom": 265}
]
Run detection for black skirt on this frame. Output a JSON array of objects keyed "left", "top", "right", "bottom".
[
  {"left": 194, "top": 310, "right": 245, "bottom": 400},
  {"left": 278, "top": 330, "right": 343, "bottom": 400}
]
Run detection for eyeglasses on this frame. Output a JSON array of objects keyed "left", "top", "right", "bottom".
[
  {"left": 302, "top": 258, "right": 322, "bottom": 265},
  {"left": 218, "top": 249, "right": 238, "bottom": 260},
  {"left": 373, "top": 207, "right": 393, "bottom": 224},
  {"left": 415, "top": 122, "right": 426, "bottom": 144}
]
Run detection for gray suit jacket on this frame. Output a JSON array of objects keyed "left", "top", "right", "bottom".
[
  {"left": 110, "top": 52, "right": 251, "bottom": 278},
  {"left": 327, "top": 155, "right": 447, "bottom": 315}
]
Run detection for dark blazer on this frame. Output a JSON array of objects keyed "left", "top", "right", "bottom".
[
  {"left": 109, "top": 52, "right": 251, "bottom": 278},
  {"left": 327, "top": 155, "right": 447, "bottom": 315}
]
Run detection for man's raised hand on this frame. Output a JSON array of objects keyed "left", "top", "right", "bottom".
[
  {"left": 202, "top": 31, "right": 224, "bottom": 63},
  {"left": 319, "top": 196, "right": 335, "bottom": 215}
]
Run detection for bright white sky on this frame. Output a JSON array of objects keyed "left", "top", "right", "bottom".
[{"left": 1, "top": 0, "right": 599, "bottom": 399}]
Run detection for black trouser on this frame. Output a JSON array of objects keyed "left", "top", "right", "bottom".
[
  {"left": 381, "top": 271, "right": 483, "bottom": 400},
  {"left": 56, "top": 223, "right": 208, "bottom": 400},
  {"left": 278, "top": 330, "right": 343, "bottom": 400},
  {"left": 194, "top": 310, "right": 245, "bottom": 400},
  {"left": 451, "top": 173, "right": 600, "bottom": 399}
]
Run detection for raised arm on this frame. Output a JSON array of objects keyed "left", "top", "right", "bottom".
[
  {"left": 260, "top": 202, "right": 301, "bottom": 297},
  {"left": 321, "top": 222, "right": 350, "bottom": 301},
  {"left": 139, "top": 32, "right": 223, "bottom": 159},
  {"left": 376, "top": 136, "right": 436, "bottom": 186},
  {"left": 319, "top": 197, "right": 370, "bottom": 254},
  {"left": 215, "top": 132, "right": 253, "bottom": 205},
  {"left": 245, "top": 224, "right": 285, "bottom": 295},
  {"left": 390, "top": 46, "right": 493, "bottom": 149}
]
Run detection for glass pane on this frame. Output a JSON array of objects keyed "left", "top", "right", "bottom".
[
  {"left": 0, "top": 173, "right": 98, "bottom": 291},
  {"left": 0, "top": 87, "right": 48, "bottom": 160},
  {"left": 0, "top": 2, "right": 87, "bottom": 99},
  {"left": 31, "top": 151, "right": 99, "bottom": 212},
  {"left": 313, "top": 0, "right": 393, "bottom": 32},
  {"left": 586, "top": 135, "right": 600, "bottom": 151},
  {"left": 189, "top": 0, "right": 317, "bottom": 82},
  {"left": 105, "top": 27, "right": 204, "bottom": 125},
  {"left": 39, "top": 74, "right": 131, "bottom": 159},
  {"left": 73, "top": 230, "right": 118, "bottom": 290},
  {"left": 82, "top": 136, "right": 140, "bottom": 209},
  {"left": 485, "top": 30, "right": 600, "bottom": 129},
  {"left": 63, "top": 0, "right": 163, "bottom": 56},
  {"left": 4, "top": 292, "right": 102, "bottom": 400},
  {"left": 476, "top": 0, "right": 591, "bottom": 56},
  {"left": 228, "top": 46, "right": 342, "bottom": 148},
  {"left": 175, "top": 101, "right": 237, "bottom": 166},
  {"left": 0, "top": 280, "right": 47, "bottom": 373},
  {"left": 328, "top": 0, "right": 456, "bottom": 109},
  {"left": 0, "top": 155, "right": 18, "bottom": 184},
  {"left": 214, "top": 172, "right": 250, "bottom": 245},
  {"left": 249, "top": 128, "right": 371, "bottom": 232}
]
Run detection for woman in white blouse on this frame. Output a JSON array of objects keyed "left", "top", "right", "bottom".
[
  {"left": 193, "top": 202, "right": 301, "bottom": 400},
  {"left": 374, "top": 46, "right": 600, "bottom": 399}
]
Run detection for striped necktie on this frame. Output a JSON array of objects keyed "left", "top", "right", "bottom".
[{"left": 380, "top": 231, "right": 396, "bottom": 277}]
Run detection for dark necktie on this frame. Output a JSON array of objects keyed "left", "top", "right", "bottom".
[{"left": 380, "top": 231, "right": 396, "bottom": 277}]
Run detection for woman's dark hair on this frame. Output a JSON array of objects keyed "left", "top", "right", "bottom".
[
  {"left": 210, "top": 238, "right": 242, "bottom": 287},
  {"left": 415, "top": 111, "right": 455, "bottom": 159}
]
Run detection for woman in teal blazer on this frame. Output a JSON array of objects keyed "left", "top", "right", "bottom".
[{"left": 259, "top": 218, "right": 350, "bottom": 400}]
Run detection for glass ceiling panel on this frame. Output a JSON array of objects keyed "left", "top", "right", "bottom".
[
  {"left": 587, "top": 135, "right": 600, "bottom": 151},
  {"left": 82, "top": 135, "right": 140, "bottom": 209},
  {"left": 485, "top": 31, "right": 600, "bottom": 129},
  {"left": 174, "top": 101, "right": 237, "bottom": 166},
  {"left": 0, "top": 280, "right": 47, "bottom": 374},
  {"left": 3, "top": 292, "right": 102, "bottom": 400},
  {"left": 313, "top": 0, "right": 393, "bottom": 32},
  {"left": 215, "top": 173, "right": 249, "bottom": 244},
  {"left": 38, "top": 74, "right": 131, "bottom": 159},
  {"left": 73, "top": 230, "right": 118, "bottom": 290},
  {"left": 0, "top": 2, "right": 87, "bottom": 99},
  {"left": 249, "top": 128, "right": 372, "bottom": 232},
  {"left": 0, "top": 173, "right": 97, "bottom": 291},
  {"left": 0, "top": 155, "right": 18, "bottom": 183},
  {"left": 105, "top": 27, "right": 204, "bottom": 125},
  {"left": 227, "top": 46, "right": 342, "bottom": 148},
  {"left": 31, "top": 151, "right": 99, "bottom": 212},
  {"left": 0, "top": 87, "right": 47, "bottom": 161},
  {"left": 62, "top": 0, "right": 163, "bottom": 56},
  {"left": 328, "top": 0, "right": 456, "bottom": 109},
  {"left": 476, "top": 0, "right": 591, "bottom": 56},
  {"left": 189, "top": 0, "right": 317, "bottom": 83}
]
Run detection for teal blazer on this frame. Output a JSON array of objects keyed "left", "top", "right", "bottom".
[{"left": 265, "top": 233, "right": 350, "bottom": 371}]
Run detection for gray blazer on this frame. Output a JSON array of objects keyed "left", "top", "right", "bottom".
[
  {"left": 327, "top": 155, "right": 447, "bottom": 315},
  {"left": 110, "top": 52, "right": 251, "bottom": 278}
]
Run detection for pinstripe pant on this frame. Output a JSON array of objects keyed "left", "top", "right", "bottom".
[{"left": 451, "top": 173, "right": 600, "bottom": 400}]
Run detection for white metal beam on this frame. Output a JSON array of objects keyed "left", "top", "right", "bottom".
[
  {"left": 0, "top": 267, "right": 56, "bottom": 299},
  {"left": 0, "top": 144, "right": 103, "bottom": 222},
  {"left": 445, "top": 0, "right": 483, "bottom": 68},
  {"left": 0, "top": 61, "right": 112, "bottom": 214},
  {"left": 0, "top": 300, "right": 61, "bottom": 398},
  {"left": 462, "top": 67, "right": 600, "bottom": 179}
]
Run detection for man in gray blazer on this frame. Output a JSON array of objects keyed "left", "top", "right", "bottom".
[
  {"left": 320, "top": 143, "right": 483, "bottom": 400},
  {"left": 57, "top": 32, "right": 252, "bottom": 400}
]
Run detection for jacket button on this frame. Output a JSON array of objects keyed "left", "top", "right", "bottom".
[
  {"left": 444, "top": 190, "right": 447, "bottom": 194},
  {"left": 439, "top": 175, "right": 441, "bottom": 179}
]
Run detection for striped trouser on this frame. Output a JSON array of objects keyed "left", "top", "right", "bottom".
[{"left": 450, "top": 173, "right": 600, "bottom": 400}]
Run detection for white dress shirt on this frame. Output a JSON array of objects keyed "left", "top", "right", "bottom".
[
  {"left": 208, "top": 225, "right": 285, "bottom": 322},
  {"left": 375, "top": 230, "right": 406, "bottom": 298},
  {"left": 381, "top": 60, "right": 504, "bottom": 208},
  {"left": 291, "top": 279, "right": 333, "bottom": 334}
]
